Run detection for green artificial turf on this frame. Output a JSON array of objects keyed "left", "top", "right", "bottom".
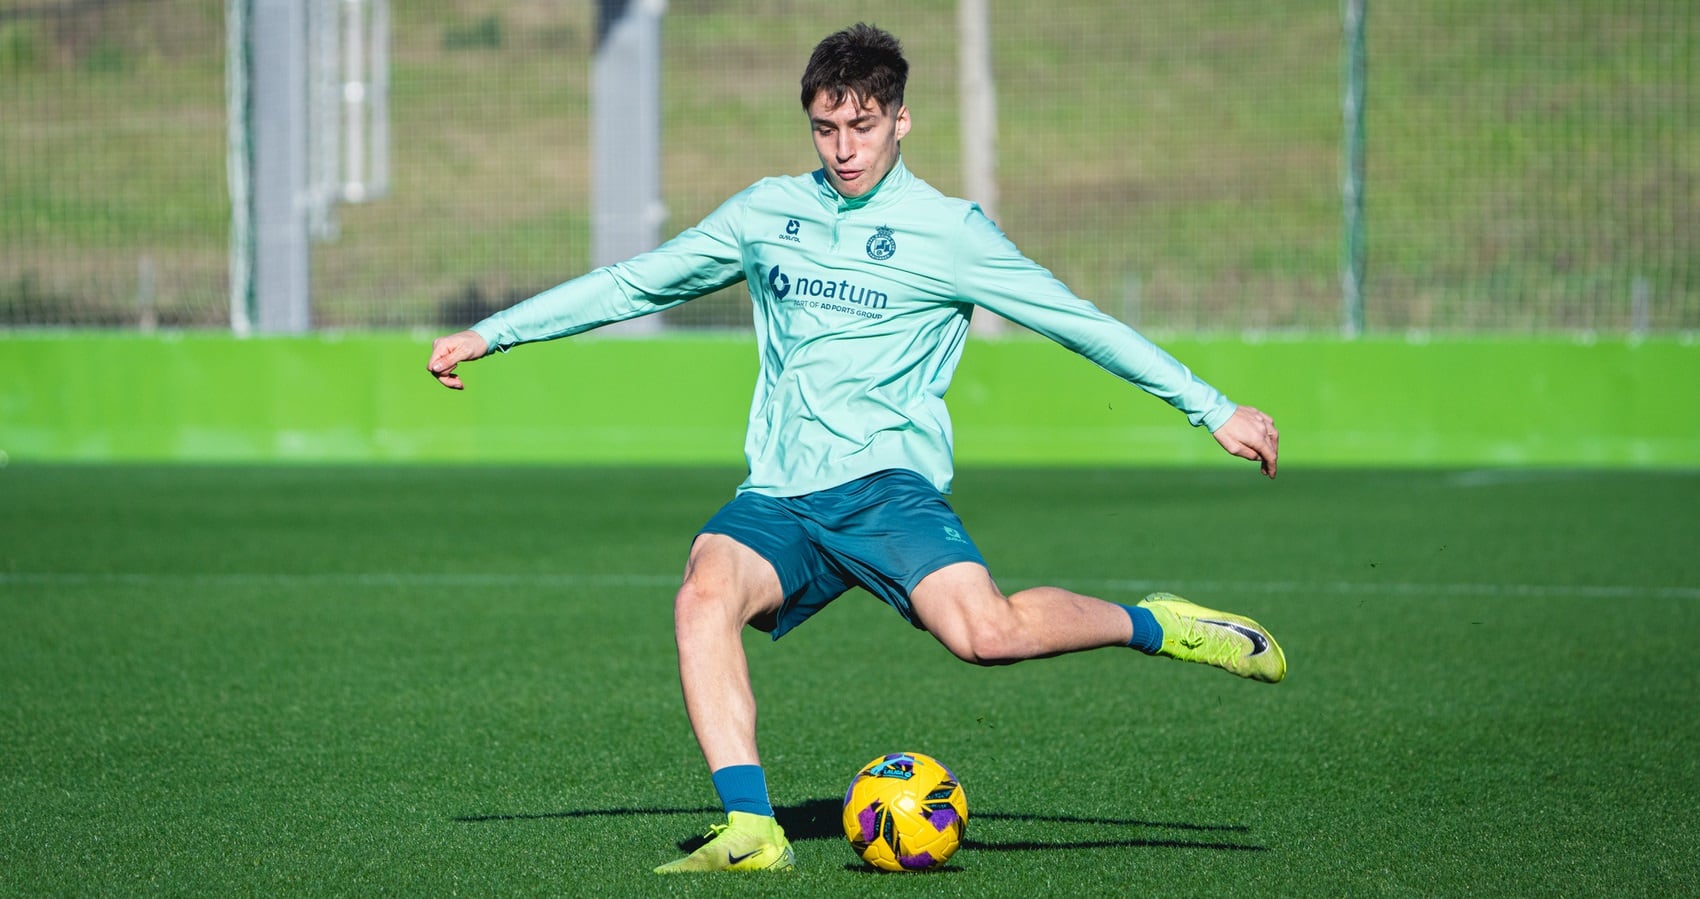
[{"left": 2, "top": 465, "right": 1697, "bottom": 896}]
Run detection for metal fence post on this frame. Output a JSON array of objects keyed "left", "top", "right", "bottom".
[
  {"left": 1341, "top": 0, "right": 1367, "bottom": 338},
  {"left": 249, "top": 0, "right": 312, "bottom": 334},
  {"left": 592, "top": 0, "right": 667, "bottom": 334}
]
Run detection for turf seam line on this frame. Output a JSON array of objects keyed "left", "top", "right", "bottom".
[{"left": 2, "top": 571, "right": 1696, "bottom": 600}]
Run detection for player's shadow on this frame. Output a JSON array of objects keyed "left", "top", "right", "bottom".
[
  {"left": 964, "top": 811, "right": 1267, "bottom": 853},
  {"left": 785, "top": 797, "right": 1266, "bottom": 854},
  {"left": 455, "top": 796, "right": 1264, "bottom": 853},
  {"left": 454, "top": 800, "right": 847, "bottom": 853},
  {"left": 454, "top": 805, "right": 720, "bottom": 825}
]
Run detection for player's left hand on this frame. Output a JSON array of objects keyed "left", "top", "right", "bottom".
[
  {"left": 1212, "top": 405, "right": 1279, "bottom": 479},
  {"left": 427, "top": 330, "right": 490, "bottom": 390}
]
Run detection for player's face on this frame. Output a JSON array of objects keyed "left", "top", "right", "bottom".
[{"left": 808, "top": 90, "right": 911, "bottom": 198}]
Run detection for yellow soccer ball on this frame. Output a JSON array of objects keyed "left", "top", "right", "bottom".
[{"left": 841, "top": 751, "right": 968, "bottom": 871}]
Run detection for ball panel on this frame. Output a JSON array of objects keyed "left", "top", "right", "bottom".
[
  {"left": 856, "top": 802, "right": 881, "bottom": 843},
  {"left": 923, "top": 801, "right": 961, "bottom": 831},
  {"left": 898, "top": 851, "right": 937, "bottom": 870}
]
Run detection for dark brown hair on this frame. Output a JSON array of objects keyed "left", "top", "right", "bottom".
[{"left": 799, "top": 23, "right": 908, "bottom": 113}]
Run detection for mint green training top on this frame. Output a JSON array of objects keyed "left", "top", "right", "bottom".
[{"left": 472, "top": 159, "right": 1237, "bottom": 497}]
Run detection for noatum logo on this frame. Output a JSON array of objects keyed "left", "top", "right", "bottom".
[{"left": 766, "top": 264, "right": 888, "bottom": 309}]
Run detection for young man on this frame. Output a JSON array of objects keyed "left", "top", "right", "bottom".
[{"left": 428, "top": 24, "right": 1285, "bottom": 873}]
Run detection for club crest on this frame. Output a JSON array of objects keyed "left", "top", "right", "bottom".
[{"left": 866, "top": 225, "right": 897, "bottom": 261}]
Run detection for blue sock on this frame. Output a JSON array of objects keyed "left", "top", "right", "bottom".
[
  {"left": 710, "top": 764, "right": 774, "bottom": 818},
  {"left": 1118, "top": 603, "right": 1164, "bottom": 655}
]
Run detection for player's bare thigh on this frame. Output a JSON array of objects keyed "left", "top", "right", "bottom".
[
  {"left": 907, "top": 561, "right": 1010, "bottom": 660},
  {"left": 677, "top": 532, "right": 787, "bottom": 627}
]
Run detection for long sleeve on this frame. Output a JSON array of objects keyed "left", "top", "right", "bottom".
[
  {"left": 472, "top": 189, "right": 752, "bottom": 351},
  {"left": 952, "top": 206, "right": 1237, "bottom": 432}
]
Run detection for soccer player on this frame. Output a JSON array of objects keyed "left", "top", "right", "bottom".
[{"left": 427, "top": 23, "right": 1285, "bottom": 873}]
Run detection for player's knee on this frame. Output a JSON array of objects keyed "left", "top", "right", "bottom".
[
  {"left": 674, "top": 565, "right": 779, "bottom": 634},
  {"left": 673, "top": 576, "right": 739, "bottom": 631},
  {"left": 942, "top": 614, "right": 1028, "bottom": 667}
]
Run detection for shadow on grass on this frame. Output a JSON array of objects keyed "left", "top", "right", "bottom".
[
  {"left": 456, "top": 796, "right": 1265, "bottom": 853},
  {"left": 454, "top": 806, "right": 720, "bottom": 824}
]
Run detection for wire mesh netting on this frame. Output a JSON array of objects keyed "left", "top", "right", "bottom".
[
  {"left": 2, "top": 0, "right": 1695, "bottom": 333},
  {"left": 1367, "top": 2, "right": 1697, "bottom": 332}
]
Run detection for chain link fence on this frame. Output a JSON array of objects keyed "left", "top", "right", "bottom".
[{"left": 2, "top": 0, "right": 1695, "bottom": 333}]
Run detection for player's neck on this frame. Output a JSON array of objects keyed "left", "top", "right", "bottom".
[{"left": 827, "top": 157, "right": 905, "bottom": 211}]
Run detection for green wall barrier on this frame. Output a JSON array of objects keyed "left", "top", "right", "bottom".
[{"left": 4, "top": 333, "right": 1696, "bottom": 467}]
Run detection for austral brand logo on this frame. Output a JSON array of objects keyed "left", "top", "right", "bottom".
[
  {"left": 865, "top": 224, "right": 897, "bottom": 260},
  {"left": 765, "top": 264, "right": 888, "bottom": 318},
  {"left": 780, "top": 218, "right": 802, "bottom": 243}
]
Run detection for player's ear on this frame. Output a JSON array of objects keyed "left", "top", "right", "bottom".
[{"left": 893, "top": 105, "right": 911, "bottom": 141}]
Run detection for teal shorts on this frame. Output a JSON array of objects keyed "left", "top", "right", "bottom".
[{"left": 698, "top": 469, "right": 988, "bottom": 640}]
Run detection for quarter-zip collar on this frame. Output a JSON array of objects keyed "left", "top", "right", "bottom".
[{"left": 814, "top": 157, "right": 912, "bottom": 214}]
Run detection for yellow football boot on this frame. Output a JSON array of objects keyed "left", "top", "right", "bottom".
[
  {"left": 1138, "top": 592, "right": 1287, "bottom": 683},
  {"left": 653, "top": 812, "right": 796, "bottom": 873}
]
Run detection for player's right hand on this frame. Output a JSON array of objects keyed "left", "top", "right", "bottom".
[
  {"left": 1211, "top": 404, "right": 1279, "bottom": 479},
  {"left": 427, "top": 330, "right": 490, "bottom": 390}
]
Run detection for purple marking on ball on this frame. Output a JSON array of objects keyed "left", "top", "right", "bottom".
[
  {"left": 926, "top": 806, "right": 960, "bottom": 831},
  {"left": 857, "top": 804, "right": 881, "bottom": 842},
  {"left": 899, "top": 852, "right": 936, "bottom": 870}
]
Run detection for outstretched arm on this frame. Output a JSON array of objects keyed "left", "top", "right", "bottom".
[
  {"left": 1212, "top": 405, "right": 1279, "bottom": 479},
  {"left": 427, "top": 330, "right": 490, "bottom": 390}
]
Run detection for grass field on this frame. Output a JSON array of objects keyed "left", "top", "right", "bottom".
[{"left": 2, "top": 464, "right": 1697, "bottom": 895}]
